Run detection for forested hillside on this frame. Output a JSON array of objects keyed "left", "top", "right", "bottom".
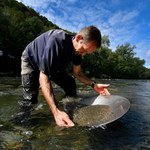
[
  {"left": 0, "top": 0, "right": 59, "bottom": 57},
  {"left": 0, "top": 0, "right": 149, "bottom": 78},
  {"left": 0, "top": 0, "right": 60, "bottom": 74}
]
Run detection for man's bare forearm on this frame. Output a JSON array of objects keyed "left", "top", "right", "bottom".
[
  {"left": 39, "top": 71, "right": 75, "bottom": 127},
  {"left": 39, "top": 71, "right": 57, "bottom": 114},
  {"left": 73, "top": 65, "right": 93, "bottom": 86},
  {"left": 74, "top": 70, "right": 93, "bottom": 86}
]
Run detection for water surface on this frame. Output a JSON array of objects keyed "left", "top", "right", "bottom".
[{"left": 0, "top": 77, "right": 150, "bottom": 150}]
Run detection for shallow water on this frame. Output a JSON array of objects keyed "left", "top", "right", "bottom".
[{"left": 0, "top": 77, "right": 150, "bottom": 150}]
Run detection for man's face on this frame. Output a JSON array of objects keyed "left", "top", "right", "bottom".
[{"left": 74, "top": 35, "right": 97, "bottom": 56}]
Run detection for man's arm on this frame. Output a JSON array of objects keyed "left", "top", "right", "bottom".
[
  {"left": 73, "top": 65, "right": 93, "bottom": 86},
  {"left": 39, "top": 71, "right": 74, "bottom": 127},
  {"left": 73, "top": 65, "right": 110, "bottom": 95}
]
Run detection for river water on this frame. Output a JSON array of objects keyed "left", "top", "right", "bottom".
[{"left": 0, "top": 77, "right": 150, "bottom": 150}]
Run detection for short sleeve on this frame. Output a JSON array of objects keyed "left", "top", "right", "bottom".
[{"left": 39, "top": 39, "right": 60, "bottom": 78}]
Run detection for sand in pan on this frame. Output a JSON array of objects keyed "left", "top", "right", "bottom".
[{"left": 73, "top": 105, "right": 112, "bottom": 127}]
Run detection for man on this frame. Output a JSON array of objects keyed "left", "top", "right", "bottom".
[{"left": 20, "top": 25, "right": 110, "bottom": 128}]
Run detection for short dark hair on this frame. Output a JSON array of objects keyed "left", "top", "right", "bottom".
[{"left": 78, "top": 25, "right": 101, "bottom": 48}]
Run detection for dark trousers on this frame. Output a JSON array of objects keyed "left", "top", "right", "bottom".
[{"left": 20, "top": 71, "right": 76, "bottom": 107}]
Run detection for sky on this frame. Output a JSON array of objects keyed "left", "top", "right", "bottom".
[{"left": 16, "top": 0, "right": 150, "bottom": 68}]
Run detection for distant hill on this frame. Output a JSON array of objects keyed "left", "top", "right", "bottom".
[
  {"left": 0, "top": 0, "right": 61, "bottom": 57},
  {"left": 0, "top": 0, "right": 62, "bottom": 75}
]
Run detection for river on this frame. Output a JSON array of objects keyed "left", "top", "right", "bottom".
[{"left": 0, "top": 77, "right": 150, "bottom": 150}]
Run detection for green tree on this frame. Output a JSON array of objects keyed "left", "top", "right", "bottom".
[
  {"left": 0, "top": 7, "right": 10, "bottom": 50},
  {"left": 115, "top": 43, "right": 136, "bottom": 59},
  {"left": 0, "top": 0, "right": 60, "bottom": 75},
  {"left": 114, "top": 43, "right": 145, "bottom": 78},
  {"left": 101, "top": 35, "right": 110, "bottom": 48}
]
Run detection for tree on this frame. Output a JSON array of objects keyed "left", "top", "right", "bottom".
[
  {"left": 101, "top": 35, "right": 110, "bottom": 48},
  {"left": 0, "top": 8, "right": 10, "bottom": 50},
  {"left": 114, "top": 43, "right": 145, "bottom": 78},
  {"left": 0, "top": 0, "right": 60, "bottom": 75},
  {"left": 115, "top": 43, "right": 136, "bottom": 59}
]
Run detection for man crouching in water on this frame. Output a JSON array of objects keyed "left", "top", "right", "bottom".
[{"left": 20, "top": 25, "right": 110, "bottom": 128}]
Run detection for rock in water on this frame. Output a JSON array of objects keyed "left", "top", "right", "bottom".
[{"left": 73, "top": 105, "right": 112, "bottom": 127}]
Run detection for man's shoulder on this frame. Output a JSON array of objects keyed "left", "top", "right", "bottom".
[{"left": 47, "top": 29, "right": 66, "bottom": 37}]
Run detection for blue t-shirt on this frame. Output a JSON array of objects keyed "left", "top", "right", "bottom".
[{"left": 24, "top": 29, "right": 81, "bottom": 77}]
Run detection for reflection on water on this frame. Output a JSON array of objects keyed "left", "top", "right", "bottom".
[{"left": 0, "top": 77, "right": 150, "bottom": 149}]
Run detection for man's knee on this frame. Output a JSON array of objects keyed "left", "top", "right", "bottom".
[
  {"left": 22, "top": 73, "right": 39, "bottom": 104},
  {"left": 64, "top": 75, "right": 76, "bottom": 96},
  {"left": 52, "top": 72, "right": 77, "bottom": 97}
]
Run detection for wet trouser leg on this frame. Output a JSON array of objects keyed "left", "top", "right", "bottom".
[
  {"left": 51, "top": 71, "right": 77, "bottom": 97},
  {"left": 19, "top": 50, "right": 39, "bottom": 109},
  {"left": 21, "top": 72, "right": 39, "bottom": 107},
  {"left": 14, "top": 72, "right": 39, "bottom": 124}
]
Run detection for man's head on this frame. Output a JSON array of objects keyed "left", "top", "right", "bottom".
[{"left": 73, "top": 26, "right": 101, "bottom": 56}]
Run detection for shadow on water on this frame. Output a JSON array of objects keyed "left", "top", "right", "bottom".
[{"left": 0, "top": 78, "right": 150, "bottom": 149}]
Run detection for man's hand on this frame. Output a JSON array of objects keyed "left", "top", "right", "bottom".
[
  {"left": 53, "top": 108, "right": 75, "bottom": 128},
  {"left": 94, "top": 84, "right": 110, "bottom": 96},
  {"left": 39, "top": 72, "right": 74, "bottom": 128}
]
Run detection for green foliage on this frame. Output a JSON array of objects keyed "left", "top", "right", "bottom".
[
  {"left": 0, "top": 0, "right": 59, "bottom": 57},
  {"left": 142, "top": 68, "right": 150, "bottom": 79},
  {"left": 114, "top": 43, "right": 145, "bottom": 78},
  {"left": 101, "top": 35, "right": 110, "bottom": 48},
  {"left": 115, "top": 43, "right": 136, "bottom": 59}
]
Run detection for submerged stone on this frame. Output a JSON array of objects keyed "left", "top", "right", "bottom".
[{"left": 73, "top": 105, "right": 112, "bottom": 127}]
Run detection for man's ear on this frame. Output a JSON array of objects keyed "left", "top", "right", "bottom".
[{"left": 75, "top": 34, "right": 83, "bottom": 42}]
